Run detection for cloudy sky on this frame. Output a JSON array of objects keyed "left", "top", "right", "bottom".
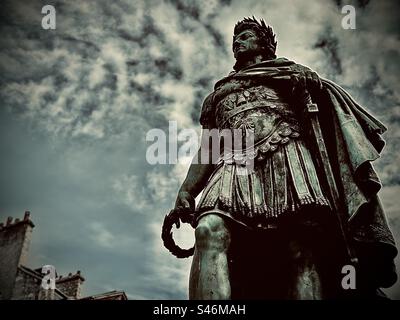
[{"left": 0, "top": 0, "right": 399, "bottom": 299}]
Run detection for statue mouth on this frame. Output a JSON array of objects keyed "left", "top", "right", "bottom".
[{"left": 234, "top": 45, "right": 245, "bottom": 53}]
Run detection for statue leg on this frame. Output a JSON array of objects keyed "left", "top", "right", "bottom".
[
  {"left": 286, "top": 236, "right": 324, "bottom": 300},
  {"left": 189, "top": 214, "right": 231, "bottom": 300}
]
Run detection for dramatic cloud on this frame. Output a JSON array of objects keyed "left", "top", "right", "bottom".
[{"left": 0, "top": 0, "right": 399, "bottom": 299}]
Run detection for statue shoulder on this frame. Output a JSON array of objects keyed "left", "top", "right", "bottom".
[
  {"left": 199, "top": 72, "right": 242, "bottom": 128},
  {"left": 290, "top": 62, "right": 313, "bottom": 73},
  {"left": 199, "top": 91, "right": 216, "bottom": 129}
]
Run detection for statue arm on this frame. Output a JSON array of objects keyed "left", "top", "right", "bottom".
[
  {"left": 178, "top": 149, "right": 216, "bottom": 195},
  {"left": 175, "top": 131, "right": 217, "bottom": 211}
]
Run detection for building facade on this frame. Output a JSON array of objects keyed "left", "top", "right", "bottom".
[{"left": 0, "top": 212, "right": 127, "bottom": 300}]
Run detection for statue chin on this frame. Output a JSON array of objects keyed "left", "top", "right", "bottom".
[
  {"left": 233, "top": 50, "right": 269, "bottom": 71},
  {"left": 234, "top": 49, "right": 257, "bottom": 61}
]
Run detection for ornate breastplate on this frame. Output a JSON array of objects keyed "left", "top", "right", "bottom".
[{"left": 214, "top": 84, "right": 301, "bottom": 164}]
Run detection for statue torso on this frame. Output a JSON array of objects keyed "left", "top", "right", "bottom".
[
  {"left": 197, "top": 72, "right": 330, "bottom": 225},
  {"left": 210, "top": 78, "right": 301, "bottom": 162}
]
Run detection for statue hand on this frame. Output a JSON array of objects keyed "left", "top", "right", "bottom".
[
  {"left": 172, "top": 191, "right": 196, "bottom": 228},
  {"left": 291, "top": 68, "right": 323, "bottom": 92}
]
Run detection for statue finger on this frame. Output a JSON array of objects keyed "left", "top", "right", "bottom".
[
  {"left": 173, "top": 210, "right": 181, "bottom": 228},
  {"left": 188, "top": 196, "right": 196, "bottom": 211},
  {"left": 317, "top": 76, "right": 324, "bottom": 89},
  {"left": 169, "top": 209, "right": 181, "bottom": 228},
  {"left": 182, "top": 199, "right": 191, "bottom": 210},
  {"left": 301, "top": 75, "right": 307, "bottom": 89},
  {"left": 311, "top": 72, "right": 321, "bottom": 89},
  {"left": 291, "top": 74, "right": 299, "bottom": 91},
  {"left": 306, "top": 72, "right": 314, "bottom": 86}
]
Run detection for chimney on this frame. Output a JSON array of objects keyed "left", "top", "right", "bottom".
[
  {"left": 0, "top": 211, "right": 35, "bottom": 299},
  {"left": 6, "top": 217, "right": 13, "bottom": 226},
  {"left": 24, "top": 211, "right": 30, "bottom": 221},
  {"left": 56, "top": 271, "right": 85, "bottom": 299}
]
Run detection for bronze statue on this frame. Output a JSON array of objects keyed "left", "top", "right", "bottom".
[{"left": 163, "top": 17, "right": 397, "bottom": 299}]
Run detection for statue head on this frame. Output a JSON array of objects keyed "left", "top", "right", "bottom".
[{"left": 232, "top": 17, "right": 277, "bottom": 70}]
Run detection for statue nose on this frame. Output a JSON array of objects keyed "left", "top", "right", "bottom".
[{"left": 234, "top": 41, "right": 243, "bottom": 50}]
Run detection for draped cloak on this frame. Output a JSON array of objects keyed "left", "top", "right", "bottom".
[{"left": 197, "top": 58, "right": 398, "bottom": 290}]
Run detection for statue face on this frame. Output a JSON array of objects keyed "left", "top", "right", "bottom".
[{"left": 233, "top": 29, "right": 262, "bottom": 60}]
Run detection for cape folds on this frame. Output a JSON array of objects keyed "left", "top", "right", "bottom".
[{"left": 198, "top": 58, "right": 397, "bottom": 288}]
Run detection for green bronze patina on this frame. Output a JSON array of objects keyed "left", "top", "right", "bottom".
[{"left": 164, "top": 17, "right": 397, "bottom": 300}]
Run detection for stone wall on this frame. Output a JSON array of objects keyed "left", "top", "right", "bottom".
[
  {"left": 12, "top": 268, "right": 40, "bottom": 300},
  {"left": 0, "top": 212, "right": 125, "bottom": 300},
  {"left": 0, "top": 212, "right": 34, "bottom": 299},
  {"left": 56, "top": 272, "right": 85, "bottom": 299}
]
